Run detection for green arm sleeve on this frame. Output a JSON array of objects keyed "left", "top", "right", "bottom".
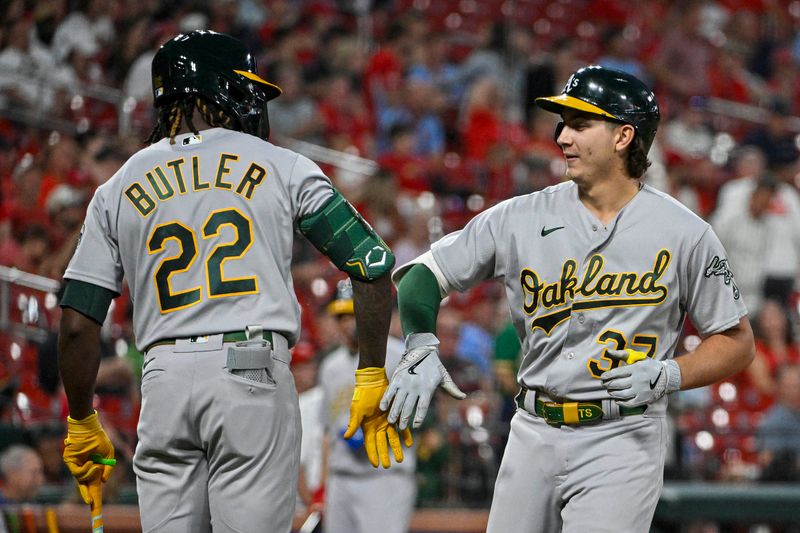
[
  {"left": 397, "top": 264, "right": 444, "bottom": 335},
  {"left": 60, "top": 279, "right": 117, "bottom": 325}
]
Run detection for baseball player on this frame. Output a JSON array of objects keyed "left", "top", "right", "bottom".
[
  {"left": 382, "top": 65, "right": 755, "bottom": 532},
  {"left": 57, "top": 30, "right": 408, "bottom": 533},
  {"left": 318, "top": 279, "right": 417, "bottom": 533}
]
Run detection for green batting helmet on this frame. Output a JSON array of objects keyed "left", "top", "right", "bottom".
[
  {"left": 151, "top": 30, "right": 282, "bottom": 140},
  {"left": 536, "top": 65, "right": 660, "bottom": 154}
]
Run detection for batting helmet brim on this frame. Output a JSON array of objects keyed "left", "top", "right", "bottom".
[
  {"left": 234, "top": 69, "right": 282, "bottom": 101},
  {"left": 535, "top": 94, "right": 618, "bottom": 121}
]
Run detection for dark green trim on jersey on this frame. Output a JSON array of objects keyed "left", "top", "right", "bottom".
[
  {"left": 60, "top": 279, "right": 118, "bottom": 325},
  {"left": 299, "top": 190, "right": 395, "bottom": 281},
  {"left": 397, "top": 264, "right": 442, "bottom": 335}
]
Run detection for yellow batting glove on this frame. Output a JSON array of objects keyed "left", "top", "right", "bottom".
[
  {"left": 63, "top": 411, "right": 115, "bottom": 505},
  {"left": 344, "top": 367, "right": 413, "bottom": 468}
]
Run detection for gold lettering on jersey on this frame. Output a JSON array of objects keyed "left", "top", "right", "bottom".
[
  {"left": 214, "top": 153, "right": 239, "bottom": 190},
  {"left": 166, "top": 158, "right": 188, "bottom": 195},
  {"left": 146, "top": 167, "right": 175, "bottom": 200},
  {"left": 235, "top": 163, "right": 266, "bottom": 200},
  {"left": 520, "top": 249, "right": 672, "bottom": 335},
  {"left": 124, "top": 155, "right": 267, "bottom": 216},
  {"left": 124, "top": 182, "right": 156, "bottom": 217},
  {"left": 192, "top": 156, "right": 209, "bottom": 191}
]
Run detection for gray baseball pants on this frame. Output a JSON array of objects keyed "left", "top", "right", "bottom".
[
  {"left": 133, "top": 335, "right": 301, "bottom": 532},
  {"left": 487, "top": 408, "right": 667, "bottom": 533}
]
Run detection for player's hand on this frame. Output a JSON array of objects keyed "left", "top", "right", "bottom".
[
  {"left": 601, "top": 349, "right": 681, "bottom": 407},
  {"left": 63, "top": 411, "right": 116, "bottom": 505},
  {"left": 380, "top": 333, "right": 466, "bottom": 430},
  {"left": 345, "top": 367, "right": 413, "bottom": 468}
]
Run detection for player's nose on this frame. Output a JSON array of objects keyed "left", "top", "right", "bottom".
[{"left": 555, "top": 123, "right": 573, "bottom": 148}]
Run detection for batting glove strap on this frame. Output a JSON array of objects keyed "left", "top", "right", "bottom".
[
  {"left": 405, "top": 332, "right": 439, "bottom": 350},
  {"left": 67, "top": 411, "right": 103, "bottom": 433},
  {"left": 664, "top": 359, "right": 682, "bottom": 394}
]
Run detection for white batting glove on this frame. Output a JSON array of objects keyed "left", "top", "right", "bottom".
[
  {"left": 380, "top": 333, "right": 466, "bottom": 430},
  {"left": 600, "top": 349, "right": 682, "bottom": 407}
]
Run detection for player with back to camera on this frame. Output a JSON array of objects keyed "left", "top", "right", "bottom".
[
  {"left": 57, "top": 30, "right": 410, "bottom": 533},
  {"left": 381, "top": 65, "right": 755, "bottom": 532}
]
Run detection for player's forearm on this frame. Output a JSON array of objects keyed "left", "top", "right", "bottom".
[
  {"left": 675, "top": 316, "right": 755, "bottom": 390},
  {"left": 58, "top": 308, "right": 103, "bottom": 419},
  {"left": 351, "top": 274, "right": 392, "bottom": 368},
  {"left": 397, "top": 264, "right": 443, "bottom": 335}
]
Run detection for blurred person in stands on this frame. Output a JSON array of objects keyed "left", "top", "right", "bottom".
[
  {"left": 662, "top": 97, "right": 714, "bottom": 160},
  {"left": 523, "top": 37, "right": 580, "bottom": 127},
  {"left": 50, "top": 0, "right": 113, "bottom": 64},
  {"left": 715, "top": 146, "right": 800, "bottom": 309},
  {"left": 741, "top": 97, "right": 800, "bottom": 172},
  {"left": 268, "top": 63, "right": 324, "bottom": 145},
  {"left": 757, "top": 364, "right": 800, "bottom": 481},
  {"left": 106, "top": 16, "right": 153, "bottom": 88},
  {"left": 378, "top": 124, "right": 431, "bottom": 195},
  {"left": 747, "top": 300, "right": 800, "bottom": 399},
  {"left": 711, "top": 176, "right": 777, "bottom": 316},
  {"left": 318, "top": 73, "right": 373, "bottom": 153},
  {"left": 766, "top": 48, "right": 800, "bottom": 115},
  {"left": 39, "top": 184, "right": 85, "bottom": 279},
  {"left": 37, "top": 133, "right": 80, "bottom": 210},
  {"left": 31, "top": 425, "right": 70, "bottom": 485},
  {"left": 392, "top": 201, "right": 434, "bottom": 268},
  {"left": 407, "top": 33, "right": 462, "bottom": 108},
  {"left": 11, "top": 224, "right": 49, "bottom": 273},
  {"left": 0, "top": 16, "right": 56, "bottom": 111},
  {"left": 460, "top": 77, "right": 504, "bottom": 162},
  {"left": 650, "top": 0, "right": 714, "bottom": 114},
  {"left": 596, "top": 26, "right": 648, "bottom": 83},
  {"left": 0, "top": 444, "right": 45, "bottom": 504},
  {"left": 707, "top": 42, "right": 764, "bottom": 105}
]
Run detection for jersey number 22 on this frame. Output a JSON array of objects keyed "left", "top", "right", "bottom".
[{"left": 147, "top": 208, "right": 258, "bottom": 313}]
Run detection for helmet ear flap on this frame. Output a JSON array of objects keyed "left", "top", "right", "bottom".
[{"left": 553, "top": 121, "right": 564, "bottom": 143}]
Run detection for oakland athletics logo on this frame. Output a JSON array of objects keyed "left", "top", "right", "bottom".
[
  {"left": 520, "top": 250, "right": 672, "bottom": 335},
  {"left": 704, "top": 256, "right": 740, "bottom": 300}
]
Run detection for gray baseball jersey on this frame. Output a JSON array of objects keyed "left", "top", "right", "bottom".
[
  {"left": 65, "top": 127, "right": 336, "bottom": 533},
  {"left": 64, "top": 127, "right": 333, "bottom": 351},
  {"left": 318, "top": 336, "right": 417, "bottom": 533},
  {"left": 422, "top": 181, "right": 746, "bottom": 413},
  {"left": 397, "top": 180, "right": 747, "bottom": 533}
]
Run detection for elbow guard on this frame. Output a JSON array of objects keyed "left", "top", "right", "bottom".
[{"left": 299, "top": 190, "right": 395, "bottom": 281}]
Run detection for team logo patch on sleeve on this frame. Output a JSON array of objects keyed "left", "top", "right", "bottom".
[{"left": 704, "top": 256, "right": 740, "bottom": 299}]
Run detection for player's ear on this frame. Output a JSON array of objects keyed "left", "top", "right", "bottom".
[{"left": 614, "top": 124, "right": 636, "bottom": 153}]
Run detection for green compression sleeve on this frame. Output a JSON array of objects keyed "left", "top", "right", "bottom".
[
  {"left": 397, "top": 264, "right": 444, "bottom": 335},
  {"left": 60, "top": 279, "right": 117, "bottom": 325}
]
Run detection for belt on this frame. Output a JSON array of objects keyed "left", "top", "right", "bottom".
[
  {"left": 515, "top": 388, "right": 646, "bottom": 425},
  {"left": 146, "top": 330, "right": 279, "bottom": 353}
]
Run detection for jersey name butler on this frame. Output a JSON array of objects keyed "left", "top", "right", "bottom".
[{"left": 124, "top": 149, "right": 267, "bottom": 217}]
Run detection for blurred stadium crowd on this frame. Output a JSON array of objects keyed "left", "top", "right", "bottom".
[{"left": 0, "top": 0, "right": 799, "bottom": 513}]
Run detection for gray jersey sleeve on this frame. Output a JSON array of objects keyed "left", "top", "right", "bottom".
[
  {"left": 64, "top": 186, "right": 124, "bottom": 293},
  {"left": 431, "top": 201, "right": 506, "bottom": 292},
  {"left": 289, "top": 154, "right": 334, "bottom": 220},
  {"left": 684, "top": 226, "right": 748, "bottom": 336}
]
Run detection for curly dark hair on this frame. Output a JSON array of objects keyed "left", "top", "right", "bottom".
[{"left": 145, "top": 96, "right": 236, "bottom": 145}]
